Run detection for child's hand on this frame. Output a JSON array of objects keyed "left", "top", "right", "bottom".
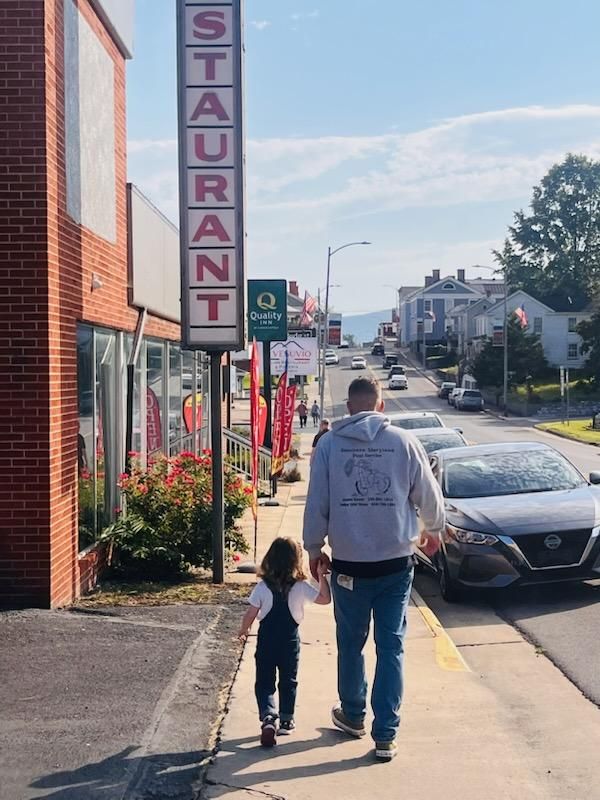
[
  {"left": 237, "top": 628, "right": 249, "bottom": 641},
  {"left": 317, "top": 559, "right": 330, "bottom": 579}
]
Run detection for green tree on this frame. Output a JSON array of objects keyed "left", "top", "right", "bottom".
[
  {"left": 343, "top": 333, "right": 356, "bottom": 347},
  {"left": 577, "top": 310, "right": 600, "bottom": 384},
  {"left": 494, "top": 154, "right": 600, "bottom": 310},
  {"left": 470, "top": 316, "right": 548, "bottom": 389}
]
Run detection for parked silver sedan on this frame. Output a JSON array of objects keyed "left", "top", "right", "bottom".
[
  {"left": 416, "top": 442, "right": 600, "bottom": 601},
  {"left": 410, "top": 427, "right": 467, "bottom": 454}
]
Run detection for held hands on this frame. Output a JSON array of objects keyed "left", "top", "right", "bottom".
[
  {"left": 419, "top": 531, "right": 442, "bottom": 558},
  {"left": 310, "top": 552, "right": 331, "bottom": 581}
]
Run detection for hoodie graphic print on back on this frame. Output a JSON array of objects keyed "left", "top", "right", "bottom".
[{"left": 303, "top": 412, "right": 445, "bottom": 564}]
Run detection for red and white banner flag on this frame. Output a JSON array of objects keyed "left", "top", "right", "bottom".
[
  {"left": 282, "top": 384, "right": 297, "bottom": 464},
  {"left": 271, "top": 370, "right": 288, "bottom": 477},
  {"left": 300, "top": 291, "right": 317, "bottom": 327},
  {"left": 250, "top": 338, "right": 260, "bottom": 520}
]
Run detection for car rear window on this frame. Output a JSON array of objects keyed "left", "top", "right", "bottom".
[
  {"left": 463, "top": 390, "right": 481, "bottom": 398},
  {"left": 391, "top": 416, "right": 442, "bottom": 430},
  {"left": 418, "top": 432, "right": 465, "bottom": 453}
]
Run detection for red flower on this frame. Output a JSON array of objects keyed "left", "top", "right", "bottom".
[{"left": 233, "top": 554, "right": 241, "bottom": 562}]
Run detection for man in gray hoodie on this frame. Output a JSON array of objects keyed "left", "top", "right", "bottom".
[{"left": 303, "top": 376, "right": 445, "bottom": 761}]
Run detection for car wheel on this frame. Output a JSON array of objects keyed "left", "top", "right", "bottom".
[{"left": 438, "top": 554, "right": 461, "bottom": 603}]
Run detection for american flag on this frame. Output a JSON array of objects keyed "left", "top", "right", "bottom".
[
  {"left": 425, "top": 309, "right": 436, "bottom": 323},
  {"left": 300, "top": 291, "right": 317, "bottom": 326},
  {"left": 514, "top": 304, "right": 528, "bottom": 328}
]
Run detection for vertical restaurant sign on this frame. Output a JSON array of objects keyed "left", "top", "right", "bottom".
[{"left": 177, "top": 0, "right": 246, "bottom": 350}]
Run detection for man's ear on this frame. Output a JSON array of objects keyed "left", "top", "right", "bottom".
[
  {"left": 346, "top": 400, "right": 352, "bottom": 416},
  {"left": 376, "top": 398, "right": 385, "bottom": 412}
]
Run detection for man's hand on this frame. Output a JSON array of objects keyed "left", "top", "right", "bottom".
[
  {"left": 309, "top": 552, "right": 331, "bottom": 581},
  {"left": 419, "top": 531, "right": 441, "bottom": 558}
]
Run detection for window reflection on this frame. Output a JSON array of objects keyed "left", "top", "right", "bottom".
[
  {"left": 77, "top": 325, "right": 94, "bottom": 550},
  {"left": 146, "top": 340, "right": 164, "bottom": 456}
]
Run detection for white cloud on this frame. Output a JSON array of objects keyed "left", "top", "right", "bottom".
[
  {"left": 250, "top": 20, "right": 271, "bottom": 31},
  {"left": 291, "top": 9, "right": 320, "bottom": 21},
  {"left": 126, "top": 103, "right": 600, "bottom": 311}
]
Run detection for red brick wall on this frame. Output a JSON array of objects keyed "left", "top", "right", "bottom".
[
  {"left": 0, "top": 0, "right": 52, "bottom": 608},
  {"left": 0, "top": 0, "right": 181, "bottom": 608}
]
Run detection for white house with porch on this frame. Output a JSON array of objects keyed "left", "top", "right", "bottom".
[{"left": 470, "top": 290, "right": 591, "bottom": 369}]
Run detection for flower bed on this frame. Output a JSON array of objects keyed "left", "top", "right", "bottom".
[{"left": 100, "top": 451, "right": 251, "bottom": 580}]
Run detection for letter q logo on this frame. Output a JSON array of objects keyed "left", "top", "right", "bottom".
[{"left": 257, "top": 292, "right": 277, "bottom": 311}]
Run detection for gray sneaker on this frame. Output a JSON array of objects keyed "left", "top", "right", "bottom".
[
  {"left": 331, "top": 704, "right": 366, "bottom": 738},
  {"left": 375, "top": 740, "right": 398, "bottom": 761}
]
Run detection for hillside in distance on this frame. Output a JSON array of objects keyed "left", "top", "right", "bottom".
[{"left": 342, "top": 310, "right": 391, "bottom": 345}]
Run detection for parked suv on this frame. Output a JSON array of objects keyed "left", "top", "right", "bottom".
[
  {"left": 456, "top": 389, "right": 484, "bottom": 411},
  {"left": 383, "top": 354, "right": 399, "bottom": 369},
  {"left": 448, "top": 388, "right": 463, "bottom": 407},
  {"left": 438, "top": 381, "right": 457, "bottom": 399}
]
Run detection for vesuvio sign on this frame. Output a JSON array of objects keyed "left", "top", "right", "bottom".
[
  {"left": 269, "top": 338, "right": 319, "bottom": 377},
  {"left": 248, "top": 279, "right": 288, "bottom": 342},
  {"left": 177, "top": 0, "right": 246, "bottom": 350}
]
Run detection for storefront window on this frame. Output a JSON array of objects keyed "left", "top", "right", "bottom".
[
  {"left": 169, "top": 343, "right": 183, "bottom": 454},
  {"left": 77, "top": 325, "right": 95, "bottom": 550},
  {"left": 95, "top": 330, "right": 117, "bottom": 533},
  {"left": 146, "top": 339, "right": 164, "bottom": 456}
]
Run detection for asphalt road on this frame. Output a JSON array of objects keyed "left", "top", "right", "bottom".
[{"left": 325, "top": 348, "right": 600, "bottom": 708}]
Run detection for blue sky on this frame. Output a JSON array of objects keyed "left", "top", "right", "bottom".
[{"left": 127, "top": 0, "right": 600, "bottom": 313}]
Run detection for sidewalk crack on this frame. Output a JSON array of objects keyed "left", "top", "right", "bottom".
[{"left": 202, "top": 778, "right": 286, "bottom": 800}]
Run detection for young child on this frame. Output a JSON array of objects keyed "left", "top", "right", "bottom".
[{"left": 238, "top": 537, "right": 331, "bottom": 747}]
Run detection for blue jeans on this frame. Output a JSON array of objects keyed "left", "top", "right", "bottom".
[{"left": 332, "top": 566, "right": 413, "bottom": 742}]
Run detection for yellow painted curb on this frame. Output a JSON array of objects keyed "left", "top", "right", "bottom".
[{"left": 411, "top": 588, "right": 470, "bottom": 673}]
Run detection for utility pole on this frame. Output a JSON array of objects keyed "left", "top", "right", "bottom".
[{"left": 502, "top": 279, "right": 508, "bottom": 415}]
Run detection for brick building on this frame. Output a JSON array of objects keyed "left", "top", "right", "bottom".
[{"left": 0, "top": 1, "right": 206, "bottom": 608}]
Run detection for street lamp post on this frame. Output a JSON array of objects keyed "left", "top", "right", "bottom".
[
  {"left": 383, "top": 284, "right": 401, "bottom": 349},
  {"left": 320, "top": 242, "right": 370, "bottom": 417},
  {"left": 470, "top": 266, "right": 509, "bottom": 415}
]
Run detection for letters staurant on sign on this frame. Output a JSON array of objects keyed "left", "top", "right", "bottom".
[{"left": 177, "top": 0, "right": 246, "bottom": 350}]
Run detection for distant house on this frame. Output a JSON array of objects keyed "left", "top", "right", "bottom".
[
  {"left": 400, "top": 269, "right": 505, "bottom": 354},
  {"left": 467, "top": 290, "right": 591, "bottom": 369}
]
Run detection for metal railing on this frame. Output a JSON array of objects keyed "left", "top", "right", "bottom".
[{"left": 224, "top": 428, "right": 272, "bottom": 495}]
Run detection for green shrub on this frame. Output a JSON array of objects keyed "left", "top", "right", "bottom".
[{"left": 100, "top": 451, "right": 251, "bottom": 580}]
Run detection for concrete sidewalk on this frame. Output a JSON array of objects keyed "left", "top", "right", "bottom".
[{"left": 205, "top": 418, "right": 600, "bottom": 800}]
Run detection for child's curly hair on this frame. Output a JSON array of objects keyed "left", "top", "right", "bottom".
[{"left": 259, "top": 537, "right": 306, "bottom": 595}]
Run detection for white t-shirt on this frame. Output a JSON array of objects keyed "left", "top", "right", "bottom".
[{"left": 248, "top": 580, "right": 319, "bottom": 624}]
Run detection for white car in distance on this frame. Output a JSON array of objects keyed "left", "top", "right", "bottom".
[
  {"left": 351, "top": 355, "right": 367, "bottom": 370},
  {"left": 324, "top": 349, "right": 339, "bottom": 366},
  {"left": 389, "top": 373, "right": 408, "bottom": 390}
]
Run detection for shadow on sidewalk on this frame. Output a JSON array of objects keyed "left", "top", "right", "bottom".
[
  {"left": 29, "top": 745, "right": 209, "bottom": 799},
  {"left": 207, "top": 728, "right": 378, "bottom": 797}
]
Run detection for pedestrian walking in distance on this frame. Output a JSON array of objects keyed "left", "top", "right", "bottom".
[
  {"left": 310, "top": 401, "right": 321, "bottom": 427},
  {"left": 238, "top": 537, "right": 331, "bottom": 748},
  {"left": 303, "top": 377, "right": 445, "bottom": 761},
  {"left": 296, "top": 399, "right": 308, "bottom": 429},
  {"left": 310, "top": 418, "right": 330, "bottom": 465}
]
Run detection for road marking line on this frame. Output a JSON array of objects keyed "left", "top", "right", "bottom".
[{"left": 411, "top": 588, "right": 470, "bottom": 673}]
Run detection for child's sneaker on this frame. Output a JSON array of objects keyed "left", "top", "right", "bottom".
[
  {"left": 279, "top": 719, "right": 295, "bottom": 735},
  {"left": 375, "top": 740, "right": 398, "bottom": 761},
  {"left": 260, "top": 715, "right": 277, "bottom": 747}
]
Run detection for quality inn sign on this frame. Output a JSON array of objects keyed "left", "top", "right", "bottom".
[{"left": 177, "top": 0, "right": 246, "bottom": 351}]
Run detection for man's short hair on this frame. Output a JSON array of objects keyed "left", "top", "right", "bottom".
[
  {"left": 348, "top": 377, "right": 380, "bottom": 405},
  {"left": 322, "top": 418, "right": 330, "bottom": 426}
]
